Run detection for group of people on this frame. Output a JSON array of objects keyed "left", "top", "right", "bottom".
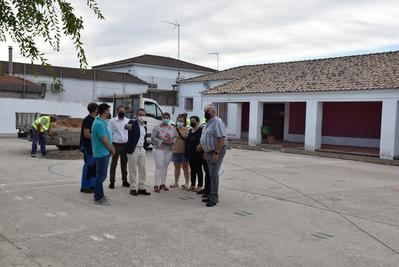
[{"left": 79, "top": 103, "right": 227, "bottom": 207}]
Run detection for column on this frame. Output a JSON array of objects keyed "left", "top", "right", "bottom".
[
  {"left": 283, "top": 103, "right": 290, "bottom": 141},
  {"left": 380, "top": 99, "right": 399, "bottom": 160},
  {"left": 248, "top": 100, "right": 263, "bottom": 146},
  {"left": 234, "top": 103, "right": 242, "bottom": 139},
  {"left": 304, "top": 100, "right": 323, "bottom": 151}
]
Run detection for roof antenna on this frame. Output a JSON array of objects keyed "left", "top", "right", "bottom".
[{"left": 162, "top": 20, "right": 181, "bottom": 81}]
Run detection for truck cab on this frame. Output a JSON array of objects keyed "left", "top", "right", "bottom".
[{"left": 113, "top": 95, "right": 164, "bottom": 146}]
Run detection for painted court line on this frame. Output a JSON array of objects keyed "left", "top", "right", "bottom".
[
  {"left": 1, "top": 179, "right": 76, "bottom": 187},
  {"left": 311, "top": 234, "right": 329, "bottom": 240},
  {"left": 57, "top": 212, "right": 67, "bottom": 216},
  {"left": 90, "top": 235, "right": 104, "bottom": 242},
  {"left": 14, "top": 196, "right": 23, "bottom": 201},
  {"left": 45, "top": 213, "right": 56, "bottom": 218},
  {"left": 104, "top": 234, "right": 116, "bottom": 239}
]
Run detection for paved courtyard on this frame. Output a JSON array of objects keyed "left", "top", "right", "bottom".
[{"left": 0, "top": 138, "right": 399, "bottom": 266}]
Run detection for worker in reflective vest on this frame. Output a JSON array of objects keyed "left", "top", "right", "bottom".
[{"left": 31, "top": 115, "right": 57, "bottom": 157}]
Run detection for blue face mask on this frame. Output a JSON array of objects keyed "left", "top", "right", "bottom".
[{"left": 162, "top": 119, "right": 170, "bottom": 125}]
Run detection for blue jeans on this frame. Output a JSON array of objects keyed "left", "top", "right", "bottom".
[
  {"left": 81, "top": 148, "right": 96, "bottom": 190},
  {"left": 94, "top": 155, "right": 110, "bottom": 201},
  {"left": 31, "top": 128, "right": 46, "bottom": 155}
]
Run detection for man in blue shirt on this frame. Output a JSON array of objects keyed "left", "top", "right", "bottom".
[{"left": 91, "top": 103, "right": 115, "bottom": 205}]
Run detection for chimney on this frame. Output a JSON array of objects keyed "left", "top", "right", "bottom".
[{"left": 8, "top": 46, "right": 13, "bottom": 75}]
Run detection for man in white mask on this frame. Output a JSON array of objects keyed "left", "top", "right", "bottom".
[{"left": 124, "top": 108, "right": 151, "bottom": 196}]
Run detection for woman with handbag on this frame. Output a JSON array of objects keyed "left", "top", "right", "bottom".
[{"left": 170, "top": 114, "right": 190, "bottom": 190}]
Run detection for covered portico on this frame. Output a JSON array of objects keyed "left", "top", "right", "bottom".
[{"left": 202, "top": 90, "right": 399, "bottom": 160}]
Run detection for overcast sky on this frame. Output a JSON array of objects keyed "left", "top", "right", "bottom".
[{"left": 1, "top": 0, "right": 399, "bottom": 70}]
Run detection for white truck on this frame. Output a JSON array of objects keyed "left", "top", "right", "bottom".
[{"left": 112, "top": 94, "right": 165, "bottom": 146}]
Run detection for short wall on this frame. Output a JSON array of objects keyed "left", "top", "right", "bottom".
[
  {"left": 0, "top": 98, "right": 109, "bottom": 134},
  {"left": 285, "top": 134, "right": 380, "bottom": 148}
]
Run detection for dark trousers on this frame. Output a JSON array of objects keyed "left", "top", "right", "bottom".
[
  {"left": 189, "top": 158, "right": 204, "bottom": 187},
  {"left": 81, "top": 149, "right": 95, "bottom": 190},
  {"left": 109, "top": 143, "right": 128, "bottom": 183},
  {"left": 206, "top": 147, "right": 226, "bottom": 203},
  {"left": 94, "top": 155, "right": 110, "bottom": 201},
  {"left": 203, "top": 160, "right": 211, "bottom": 194},
  {"left": 31, "top": 128, "right": 46, "bottom": 155}
]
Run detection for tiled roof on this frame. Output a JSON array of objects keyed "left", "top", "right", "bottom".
[
  {"left": 180, "top": 65, "right": 261, "bottom": 83},
  {"left": 93, "top": 54, "right": 216, "bottom": 73},
  {"left": 0, "top": 61, "right": 148, "bottom": 85},
  {"left": 0, "top": 75, "right": 41, "bottom": 87},
  {"left": 0, "top": 75, "right": 44, "bottom": 93},
  {"left": 190, "top": 51, "right": 399, "bottom": 95}
]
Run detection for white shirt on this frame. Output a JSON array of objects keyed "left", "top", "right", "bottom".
[
  {"left": 137, "top": 121, "right": 146, "bottom": 147},
  {"left": 108, "top": 117, "right": 129, "bottom": 144}
]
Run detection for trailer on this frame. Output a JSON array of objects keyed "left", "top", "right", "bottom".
[{"left": 15, "top": 112, "right": 82, "bottom": 149}]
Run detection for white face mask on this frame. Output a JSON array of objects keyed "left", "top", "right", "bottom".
[
  {"left": 138, "top": 116, "right": 146, "bottom": 122},
  {"left": 177, "top": 121, "right": 184, "bottom": 128}
]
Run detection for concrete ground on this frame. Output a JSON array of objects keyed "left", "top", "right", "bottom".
[{"left": 1, "top": 138, "right": 399, "bottom": 267}]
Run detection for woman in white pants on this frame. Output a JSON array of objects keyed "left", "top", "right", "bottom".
[{"left": 151, "top": 112, "right": 176, "bottom": 193}]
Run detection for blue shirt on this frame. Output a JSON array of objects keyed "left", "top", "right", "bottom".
[{"left": 91, "top": 116, "right": 112, "bottom": 158}]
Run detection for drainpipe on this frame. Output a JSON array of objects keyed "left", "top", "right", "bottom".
[{"left": 8, "top": 46, "right": 13, "bottom": 75}]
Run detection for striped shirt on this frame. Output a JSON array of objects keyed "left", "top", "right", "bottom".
[{"left": 200, "top": 116, "right": 227, "bottom": 153}]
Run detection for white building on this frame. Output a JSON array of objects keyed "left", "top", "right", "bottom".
[
  {"left": 92, "top": 54, "right": 215, "bottom": 115},
  {"left": 0, "top": 60, "right": 148, "bottom": 134},
  {"left": 178, "top": 51, "right": 399, "bottom": 160}
]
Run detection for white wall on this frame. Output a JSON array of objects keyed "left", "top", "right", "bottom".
[
  {"left": 227, "top": 103, "right": 239, "bottom": 137},
  {"left": 176, "top": 80, "right": 232, "bottom": 118},
  {"left": 15, "top": 74, "right": 147, "bottom": 103},
  {"left": 0, "top": 98, "right": 102, "bottom": 134},
  {"left": 98, "top": 64, "right": 211, "bottom": 91}
]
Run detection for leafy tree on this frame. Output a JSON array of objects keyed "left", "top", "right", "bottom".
[{"left": 0, "top": 0, "right": 104, "bottom": 68}]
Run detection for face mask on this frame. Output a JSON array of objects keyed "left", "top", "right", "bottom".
[
  {"left": 190, "top": 122, "right": 197, "bottom": 128},
  {"left": 118, "top": 112, "right": 125, "bottom": 119},
  {"left": 138, "top": 116, "right": 145, "bottom": 122},
  {"left": 204, "top": 112, "right": 212, "bottom": 120},
  {"left": 162, "top": 119, "right": 170, "bottom": 125},
  {"left": 177, "top": 122, "right": 184, "bottom": 128}
]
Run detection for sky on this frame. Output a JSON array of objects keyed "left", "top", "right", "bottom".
[{"left": 1, "top": 0, "right": 399, "bottom": 70}]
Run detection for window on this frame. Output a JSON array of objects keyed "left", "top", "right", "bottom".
[
  {"left": 185, "top": 97, "right": 193, "bottom": 111},
  {"left": 149, "top": 83, "right": 158, "bottom": 89},
  {"left": 155, "top": 105, "right": 163, "bottom": 120},
  {"left": 145, "top": 101, "right": 163, "bottom": 120}
]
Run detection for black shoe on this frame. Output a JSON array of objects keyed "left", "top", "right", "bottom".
[
  {"left": 197, "top": 189, "right": 206, "bottom": 195},
  {"left": 80, "top": 188, "right": 94, "bottom": 193},
  {"left": 130, "top": 190, "right": 138, "bottom": 196},
  {"left": 41, "top": 152, "right": 47, "bottom": 156},
  {"left": 31, "top": 153, "right": 37, "bottom": 158},
  {"left": 94, "top": 198, "right": 111, "bottom": 206},
  {"left": 202, "top": 198, "right": 209, "bottom": 203},
  {"left": 122, "top": 181, "right": 130, "bottom": 188},
  {"left": 109, "top": 183, "right": 115, "bottom": 189},
  {"left": 206, "top": 201, "right": 217, "bottom": 207},
  {"left": 138, "top": 189, "right": 151, "bottom": 195},
  {"left": 202, "top": 194, "right": 208, "bottom": 198}
]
